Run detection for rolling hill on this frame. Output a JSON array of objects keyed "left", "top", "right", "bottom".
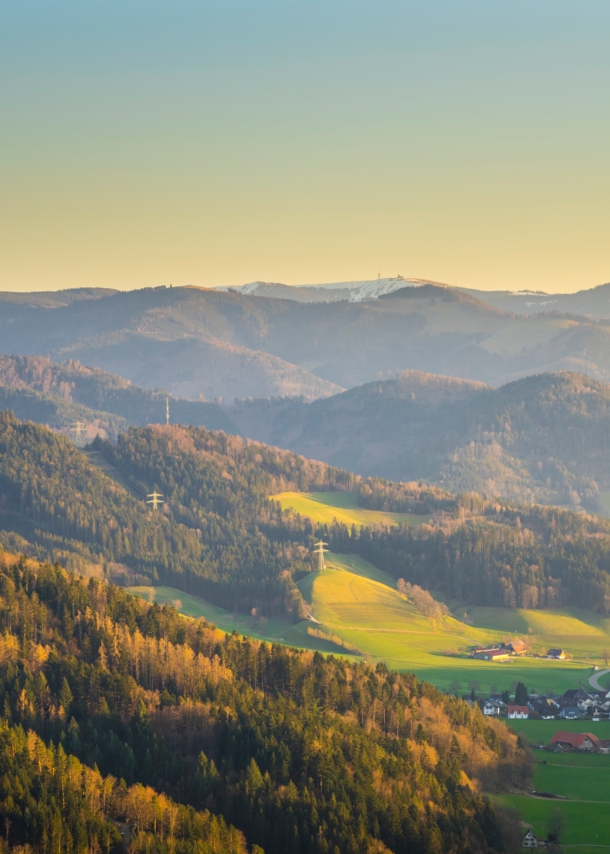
[
  {"left": 6, "top": 282, "right": 610, "bottom": 397},
  {"left": 227, "top": 370, "right": 610, "bottom": 511},
  {"left": 459, "top": 280, "right": 610, "bottom": 319},
  {"left": 4, "top": 412, "right": 610, "bottom": 617},
  {"left": 6, "top": 356, "right": 610, "bottom": 512}
]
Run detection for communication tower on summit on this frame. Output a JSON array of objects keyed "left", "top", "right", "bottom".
[
  {"left": 147, "top": 490, "right": 164, "bottom": 511},
  {"left": 313, "top": 540, "right": 329, "bottom": 572},
  {"left": 72, "top": 421, "right": 86, "bottom": 445},
  {"left": 166, "top": 397, "right": 170, "bottom": 426}
]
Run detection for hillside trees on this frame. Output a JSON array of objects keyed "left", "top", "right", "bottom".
[
  {"left": 0, "top": 549, "right": 531, "bottom": 854},
  {"left": 4, "top": 412, "right": 610, "bottom": 613}
]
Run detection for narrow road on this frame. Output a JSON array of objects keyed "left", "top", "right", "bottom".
[{"left": 589, "top": 668, "right": 610, "bottom": 692}]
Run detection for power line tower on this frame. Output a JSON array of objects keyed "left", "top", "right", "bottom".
[
  {"left": 166, "top": 397, "right": 170, "bottom": 426},
  {"left": 147, "top": 490, "right": 164, "bottom": 510},
  {"left": 72, "top": 421, "right": 86, "bottom": 445},
  {"left": 313, "top": 540, "right": 329, "bottom": 572}
]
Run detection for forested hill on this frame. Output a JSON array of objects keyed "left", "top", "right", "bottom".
[
  {"left": 231, "top": 370, "right": 610, "bottom": 511},
  {"left": 7, "top": 356, "right": 610, "bottom": 515},
  {"left": 3, "top": 412, "right": 610, "bottom": 613},
  {"left": 0, "top": 354, "right": 232, "bottom": 442},
  {"left": 0, "top": 548, "right": 529, "bottom": 854},
  {"left": 6, "top": 282, "right": 610, "bottom": 395}
]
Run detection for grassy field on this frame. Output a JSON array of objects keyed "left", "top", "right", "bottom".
[
  {"left": 297, "top": 554, "right": 600, "bottom": 692},
  {"left": 508, "top": 719, "right": 610, "bottom": 744},
  {"left": 496, "top": 727, "right": 610, "bottom": 851},
  {"left": 497, "top": 795, "right": 610, "bottom": 850},
  {"left": 127, "top": 585, "right": 352, "bottom": 655},
  {"left": 497, "top": 748, "right": 610, "bottom": 851},
  {"left": 129, "top": 553, "right": 609, "bottom": 693},
  {"left": 273, "top": 491, "right": 428, "bottom": 528}
]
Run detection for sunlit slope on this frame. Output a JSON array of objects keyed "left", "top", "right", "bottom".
[
  {"left": 128, "top": 585, "right": 351, "bottom": 655},
  {"left": 298, "top": 554, "right": 604, "bottom": 692},
  {"left": 467, "top": 605, "right": 610, "bottom": 660},
  {"left": 130, "top": 554, "right": 610, "bottom": 694},
  {"left": 273, "top": 491, "right": 427, "bottom": 527}
]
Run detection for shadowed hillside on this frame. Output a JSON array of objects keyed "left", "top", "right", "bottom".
[
  {"left": 5, "top": 356, "right": 610, "bottom": 511},
  {"left": 5, "top": 283, "right": 610, "bottom": 395}
]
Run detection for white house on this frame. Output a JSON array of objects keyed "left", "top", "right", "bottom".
[
  {"left": 483, "top": 700, "right": 502, "bottom": 716},
  {"left": 522, "top": 830, "right": 538, "bottom": 848},
  {"left": 508, "top": 705, "right": 529, "bottom": 719}
]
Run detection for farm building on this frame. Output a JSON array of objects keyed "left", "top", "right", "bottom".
[
  {"left": 550, "top": 731, "right": 600, "bottom": 752},
  {"left": 506, "top": 639, "right": 527, "bottom": 655},
  {"left": 471, "top": 647, "right": 511, "bottom": 661},
  {"left": 547, "top": 648, "right": 566, "bottom": 659},
  {"left": 508, "top": 705, "right": 529, "bottom": 719},
  {"left": 522, "top": 830, "right": 539, "bottom": 848}
]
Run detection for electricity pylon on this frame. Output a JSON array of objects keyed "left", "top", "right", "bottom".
[
  {"left": 313, "top": 540, "right": 329, "bottom": 572},
  {"left": 72, "top": 421, "right": 86, "bottom": 444},
  {"left": 166, "top": 397, "right": 170, "bottom": 425},
  {"left": 147, "top": 490, "right": 163, "bottom": 510}
]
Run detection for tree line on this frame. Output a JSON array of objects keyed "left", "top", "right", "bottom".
[{"left": 0, "top": 549, "right": 531, "bottom": 854}]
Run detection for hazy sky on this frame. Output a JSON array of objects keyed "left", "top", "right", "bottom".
[{"left": 1, "top": 1, "right": 609, "bottom": 293}]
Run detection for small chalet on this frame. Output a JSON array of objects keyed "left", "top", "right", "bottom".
[
  {"left": 472, "top": 647, "right": 510, "bottom": 661},
  {"left": 508, "top": 705, "right": 529, "bottom": 719},
  {"left": 522, "top": 830, "right": 538, "bottom": 848},
  {"left": 507, "top": 639, "right": 527, "bottom": 655},
  {"left": 483, "top": 700, "right": 502, "bottom": 716},
  {"left": 547, "top": 648, "right": 565, "bottom": 659},
  {"left": 550, "top": 731, "right": 600, "bottom": 752}
]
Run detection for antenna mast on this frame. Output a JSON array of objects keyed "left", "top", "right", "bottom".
[
  {"left": 72, "top": 420, "right": 86, "bottom": 445},
  {"left": 313, "top": 540, "right": 329, "bottom": 572},
  {"left": 147, "top": 490, "right": 164, "bottom": 511},
  {"left": 166, "top": 397, "right": 170, "bottom": 426}
]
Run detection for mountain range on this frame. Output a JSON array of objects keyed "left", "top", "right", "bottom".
[
  {"left": 6, "top": 281, "right": 610, "bottom": 400},
  {"left": 226, "top": 277, "right": 610, "bottom": 319},
  {"left": 3, "top": 354, "right": 610, "bottom": 513}
]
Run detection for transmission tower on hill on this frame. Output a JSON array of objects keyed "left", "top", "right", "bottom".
[
  {"left": 313, "top": 540, "right": 329, "bottom": 572},
  {"left": 166, "top": 397, "right": 170, "bottom": 425},
  {"left": 147, "top": 490, "right": 164, "bottom": 511},
  {"left": 72, "top": 421, "right": 87, "bottom": 445}
]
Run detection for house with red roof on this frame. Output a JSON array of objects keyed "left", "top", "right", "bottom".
[
  {"left": 550, "top": 731, "right": 600, "bottom": 752},
  {"left": 508, "top": 705, "right": 529, "bottom": 719}
]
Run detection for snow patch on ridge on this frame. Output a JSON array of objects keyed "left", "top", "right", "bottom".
[{"left": 219, "top": 277, "right": 449, "bottom": 302}]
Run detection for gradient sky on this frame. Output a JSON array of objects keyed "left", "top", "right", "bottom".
[{"left": 1, "top": 1, "right": 609, "bottom": 294}]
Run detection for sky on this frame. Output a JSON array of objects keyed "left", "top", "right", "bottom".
[{"left": 0, "top": 1, "right": 609, "bottom": 294}]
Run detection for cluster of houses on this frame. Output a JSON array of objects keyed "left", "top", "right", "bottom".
[
  {"left": 470, "top": 639, "right": 529, "bottom": 660},
  {"left": 480, "top": 686, "right": 610, "bottom": 720},
  {"left": 470, "top": 640, "right": 566, "bottom": 661}
]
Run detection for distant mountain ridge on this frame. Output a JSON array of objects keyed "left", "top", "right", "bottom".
[
  {"left": 220, "top": 277, "right": 610, "bottom": 319},
  {"left": 3, "top": 354, "right": 610, "bottom": 513},
  {"left": 4, "top": 281, "right": 610, "bottom": 400},
  {"left": 222, "top": 276, "right": 448, "bottom": 302}
]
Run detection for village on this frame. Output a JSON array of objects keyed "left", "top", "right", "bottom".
[{"left": 467, "top": 638, "right": 610, "bottom": 726}]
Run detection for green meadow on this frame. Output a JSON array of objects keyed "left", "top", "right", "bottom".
[
  {"left": 496, "top": 743, "right": 610, "bottom": 852},
  {"left": 130, "top": 550, "right": 609, "bottom": 694},
  {"left": 493, "top": 725, "right": 610, "bottom": 852},
  {"left": 128, "top": 490, "right": 610, "bottom": 848},
  {"left": 127, "top": 584, "right": 353, "bottom": 655},
  {"left": 272, "top": 490, "right": 428, "bottom": 528}
]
